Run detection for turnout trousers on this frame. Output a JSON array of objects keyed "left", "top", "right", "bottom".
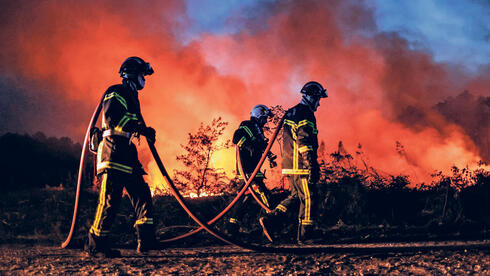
[
  {"left": 229, "top": 178, "right": 273, "bottom": 225},
  {"left": 276, "top": 175, "right": 317, "bottom": 226},
  {"left": 88, "top": 169, "right": 154, "bottom": 250}
]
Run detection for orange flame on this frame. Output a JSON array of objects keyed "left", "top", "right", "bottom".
[{"left": 0, "top": 1, "right": 488, "bottom": 195}]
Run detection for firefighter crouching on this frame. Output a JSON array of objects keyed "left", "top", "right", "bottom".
[
  {"left": 259, "top": 81, "right": 328, "bottom": 244},
  {"left": 226, "top": 105, "right": 278, "bottom": 236},
  {"left": 87, "top": 57, "right": 157, "bottom": 257}
]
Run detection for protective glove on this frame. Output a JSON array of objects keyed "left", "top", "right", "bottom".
[
  {"left": 302, "top": 151, "right": 319, "bottom": 184},
  {"left": 267, "top": 152, "right": 277, "bottom": 168},
  {"left": 143, "top": 126, "right": 156, "bottom": 144},
  {"left": 263, "top": 137, "right": 270, "bottom": 145},
  {"left": 259, "top": 137, "right": 269, "bottom": 151},
  {"left": 309, "top": 164, "right": 320, "bottom": 184},
  {"left": 89, "top": 127, "right": 102, "bottom": 154}
]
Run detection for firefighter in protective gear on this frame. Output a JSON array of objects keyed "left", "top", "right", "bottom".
[
  {"left": 259, "top": 81, "right": 327, "bottom": 244},
  {"left": 87, "top": 56, "right": 157, "bottom": 257},
  {"left": 227, "top": 104, "right": 277, "bottom": 236}
]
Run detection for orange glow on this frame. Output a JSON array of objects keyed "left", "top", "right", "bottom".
[{"left": 1, "top": 1, "right": 488, "bottom": 195}]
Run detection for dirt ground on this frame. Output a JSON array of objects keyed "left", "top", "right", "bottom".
[{"left": 1, "top": 241, "right": 489, "bottom": 275}]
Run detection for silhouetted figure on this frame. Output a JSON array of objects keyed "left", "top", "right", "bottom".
[
  {"left": 259, "top": 81, "right": 328, "bottom": 244},
  {"left": 227, "top": 105, "right": 277, "bottom": 236},
  {"left": 87, "top": 57, "right": 157, "bottom": 257}
]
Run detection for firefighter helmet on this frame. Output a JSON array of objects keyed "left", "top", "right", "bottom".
[
  {"left": 119, "top": 56, "right": 154, "bottom": 78},
  {"left": 300, "top": 81, "right": 327, "bottom": 98},
  {"left": 251, "top": 104, "right": 272, "bottom": 126},
  {"left": 251, "top": 104, "right": 272, "bottom": 119}
]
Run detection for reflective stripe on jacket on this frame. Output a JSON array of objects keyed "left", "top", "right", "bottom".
[
  {"left": 233, "top": 120, "right": 268, "bottom": 178},
  {"left": 96, "top": 82, "right": 145, "bottom": 175},
  {"left": 281, "top": 103, "right": 319, "bottom": 175}
]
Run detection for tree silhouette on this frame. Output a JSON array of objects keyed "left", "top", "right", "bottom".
[
  {"left": 263, "top": 105, "right": 286, "bottom": 148},
  {"left": 173, "top": 117, "right": 232, "bottom": 196},
  {"left": 0, "top": 132, "right": 92, "bottom": 191}
]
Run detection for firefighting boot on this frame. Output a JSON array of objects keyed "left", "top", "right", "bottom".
[
  {"left": 136, "top": 224, "right": 157, "bottom": 254},
  {"left": 86, "top": 232, "right": 121, "bottom": 258},
  {"left": 259, "top": 211, "right": 283, "bottom": 243},
  {"left": 297, "top": 223, "right": 324, "bottom": 245}
]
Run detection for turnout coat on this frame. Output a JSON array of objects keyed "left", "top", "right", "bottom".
[
  {"left": 233, "top": 119, "right": 268, "bottom": 179},
  {"left": 281, "top": 103, "right": 319, "bottom": 176},
  {"left": 96, "top": 82, "right": 145, "bottom": 175}
]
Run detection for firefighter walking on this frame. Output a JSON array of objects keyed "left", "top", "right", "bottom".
[
  {"left": 259, "top": 81, "right": 328, "bottom": 244},
  {"left": 227, "top": 105, "right": 278, "bottom": 236},
  {"left": 87, "top": 57, "right": 157, "bottom": 257}
]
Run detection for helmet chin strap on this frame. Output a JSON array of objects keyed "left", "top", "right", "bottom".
[
  {"left": 123, "top": 76, "right": 144, "bottom": 91},
  {"left": 300, "top": 95, "right": 318, "bottom": 112},
  {"left": 136, "top": 74, "right": 145, "bottom": 90},
  {"left": 251, "top": 116, "right": 267, "bottom": 129},
  {"left": 259, "top": 116, "right": 268, "bottom": 127}
]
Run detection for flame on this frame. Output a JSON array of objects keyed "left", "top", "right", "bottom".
[
  {"left": 0, "top": 1, "right": 488, "bottom": 195},
  {"left": 188, "top": 191, "right": 217, "bottom": 198},
  {"left": 209, "top": 149, "right": 235, "bottom": 176}
]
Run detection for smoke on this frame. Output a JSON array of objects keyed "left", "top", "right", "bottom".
[
  {"left": 0, "top": 0, "right": 488, "bottom": 188},
  {"left": 0, "top": 76, "right": 87, "bottom": 136},
  {"left": 198, "top": 0, "right": 489, "bottom": 183},
  {"left": 435, "top": 91, "right": 490, "bottom": 161}
]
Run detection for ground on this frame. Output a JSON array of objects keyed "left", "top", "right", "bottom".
[{"left": 1, "top": 241, "right": 489, "bottom": 275}]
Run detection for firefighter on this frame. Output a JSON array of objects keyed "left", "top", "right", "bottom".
[
  {"left": 259, "top": 81, "right": 328, "bottom": 244},
  {"left": 226, "top": 105, "right": 278, "bottom": 236},
  {"left": 86, "top": 56, "right": 157, "bottom": 257}
]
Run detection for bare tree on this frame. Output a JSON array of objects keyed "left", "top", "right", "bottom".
[
  {"left": 173, "top": 117, "right": 232, "bottom": 196},
  {"left": 263, "top": 105, "right": 286, "bottom": 143}
]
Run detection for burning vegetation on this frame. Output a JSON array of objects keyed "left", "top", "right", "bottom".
[
  {"left": 0, "top": 130, "right": 489, "bottom": 245},
  {"left": 1, "top": 110, "right": 487, "bottom": 197},
  {"left": 0, "top": 0, "right": 488, "bottom": 188},
  {"left": 0, "top": 129, "right": 489, "bottom": 246},
  {"left": 0, "top": 0, "right": 488, "bottom": 247}
]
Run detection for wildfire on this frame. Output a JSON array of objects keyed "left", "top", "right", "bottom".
[
  {"left": 187, "top": 191, "right": 221, "bottom": 198},
  {"left": 209, "top": 148, "right": 236, "bottom": 177},
  {"left": 0, "top": 1, "right": 487, "bottom": 196}
]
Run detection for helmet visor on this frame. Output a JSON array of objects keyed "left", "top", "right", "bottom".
[
  {"left": 144, "top": 62, "right": 154, "bottom": 76},
  {"left": 320, "top": 89, "right": 328, "bottom": 98}
]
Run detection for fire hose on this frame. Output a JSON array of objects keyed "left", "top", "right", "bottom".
[
  {"left": 235, "top": 146, "right": 274, "bottom": 213},
  {"left": 60, "top": 95, "right": 344, "bottom": 253},
  {"left": 61, "top": 94, "right": 104, "bottom": 249},
  {"left": 140, "top": 115, "right": 282, "bottom": 251},
  {"left": 61, "top": 95, "right": 490, "bottom": 253},
  {"left": 60, "top": 93, "right": 283, "bottom": 251},
  {"left": 159, "top": 119, "right": 282, "bottom": 243}
]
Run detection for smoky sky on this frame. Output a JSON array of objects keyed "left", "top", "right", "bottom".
[{"left": 0, "top": 0, "right": 488, "bottom": 185}]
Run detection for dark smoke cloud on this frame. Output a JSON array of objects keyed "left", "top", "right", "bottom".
[
  {"left": 0, "top": 0, "right": 255, "bottom": 187},
  {"left": 0, "top": 76, "right": 87, "bottom": 137},
  {"left": 197, "top": 0, "right": 489, "bottom": 182},
  {"left": 374, "top": 31, "right": 489, "bottom": 160},
  {"left": 0, "top": 0, "right": 488, "bottom": 186},
  {"left": 0, "top": 0, "right": 188, "bottom": 139},
  {"left": 435, "top": 91, "right": 490, "bottom": 161}
]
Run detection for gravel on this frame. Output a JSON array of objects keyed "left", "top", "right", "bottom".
[{"left": 1, "top": 242, "right": 489, "bottom": 275}]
